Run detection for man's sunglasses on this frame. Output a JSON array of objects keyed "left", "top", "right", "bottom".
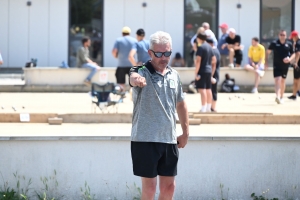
[{"left": 150, "top": 50, "right": 172, "bottom": 58}]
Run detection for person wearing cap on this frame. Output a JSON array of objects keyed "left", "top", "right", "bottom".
[
  {"left": 244, "top": 37, "right": 266, "bottom": 93},
  {"left": 223, "top": 28, "right": 243, "bottom": 68},
  {"left": 112, "top": 26, "right": 137, "bottom": 89},
  {"left": 206, "top": 38, "right": 220, "bottom": 112},
  {"left": 195, "top": 33, "right": 216, "bottom": 112},
  {"left": 288, "top": 30, "right": 300, "bottom": 100},
  {"left": 128, "top": 29, "right": 151, "bottom": 66},
  {"left": 217, "top": 23, "right": 229, "bottom": 67},
  {"left": 76, "top": 37, "right": 101, "bottom": 85},
  {"left": 266, "top": 30, "right": 295, "bottom": 104}
]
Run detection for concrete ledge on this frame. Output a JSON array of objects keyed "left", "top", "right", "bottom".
[
  {"left": 0, "top": 113, "right": 58, "bottom": 123},
  {"left": 1, "top": 113, "right": 300, "bottom": 124}
]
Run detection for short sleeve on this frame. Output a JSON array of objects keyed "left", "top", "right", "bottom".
[
  {"left": 225, "top": 36, "right": 230, "bottom": 43},
  {"left": 176, "top": 73, "right": 185, "bottom": 103},
  {"left": 268, "top": 41, "right": 275, "bottom": 50},
  {"left": 113, "top": 40, "right": 119, "bottom": 50},
  {"left": 236, "top": 35, "right": 241, "bottom": 44},
  {"left": 196, "top": 46, "right": 204, "bottom": 57},
  {"left": 295, "top": 41, "right": 300, "bottom": 52},
  {"left": 132, "top": 42, "right": 138, "bottom": 50},
  {"left": 248, "top": 46, "right": 252, "bottom": 58}
]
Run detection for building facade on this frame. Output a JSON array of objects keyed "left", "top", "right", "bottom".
[{"left": 0, "top": 0, "right": 299, "bottom": 68}]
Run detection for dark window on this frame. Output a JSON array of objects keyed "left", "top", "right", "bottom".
[
  {"left": 260, "top": 0, "right": 294, "bottom": 65},
  {"left": 69, "top": 0, "right": 103, "bottom": 67},
  {"left": 184, "top": 0, "right": 218, "bottom": 67}
]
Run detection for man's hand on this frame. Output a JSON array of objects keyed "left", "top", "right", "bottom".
[
  {"left": 221, "top": 44, "right": 227, "bottom": 50},
  {"left": 195, "top": 74, "right": 201, "bottom": 81},
  {"left": 283, "top": 57, "right": 290, "bottom": 63},
  {"left": 177, "top": 134, "right": 188, "bottom": 148},
  {"left": 131, "top": 76, "right": 147, "bottom": 88}
]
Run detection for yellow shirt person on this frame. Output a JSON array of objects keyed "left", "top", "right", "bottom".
[{"left": 248, "top": 43, "right": 265, "bottom": 64}]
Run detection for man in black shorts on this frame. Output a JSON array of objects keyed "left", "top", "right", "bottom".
[
  {"left": 195, "top": 33, "right": 216, "bottom": 112},
  {"left": 207, "top": 38, "right": 220, "bottom": 112},
  {"left": 129, "top": 31, "right": 189, "bottom": 200},
  {"left": 222, "top": 28, "right": 243, "bottom": 68},
  {"left": 288, "top": 30, "right": 300, "bottom": 100},
  {"left": 266, "top": 30, "right": 295, "bottom": 104}
]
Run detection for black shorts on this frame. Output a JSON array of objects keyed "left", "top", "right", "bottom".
[
  {"left": 195, "top": 72, "right": 212, "bottom": 89},
  {"left": 131, "top": 141, "right": 179, "bottom": 178},
  {"left": 211, "top": 82, "right": 218, "bottom": 101},
  {"left": 234, "top": 50, "right": 243, "bottom": 65},
  {"left": 273, "top": 66, "right": 289, "bottom": 79},
  {"left": 294, "top": 67, "right": 300, "bottom": 79},
  {"left": 115, "top": 67, "right": 131, "bottom": 84}
]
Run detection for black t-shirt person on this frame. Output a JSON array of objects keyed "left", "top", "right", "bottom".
[
  {"left": 268, "top": 39, "right": 294, "bottom": 68},
  {"left": 226, "top": 35, "right": 241, "bottom": 52},
  {"left": 294, "top": 39, "right": 300, "bottom": 66},
  {"left": 196, "top": 42, "right": 214, "bottom": 74}
]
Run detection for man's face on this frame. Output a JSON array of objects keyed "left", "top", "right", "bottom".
[
  {"left": 220, "top": 28, "right": 227, "bottom": 34},
  {"left": 229, "top": 32, "right": 235, "bottom": 39},
  {"left": 279, "top": 31, "right": 287, "bottom": 40},
  {"left": 148, "top": 43, "right": 172, "bottom": 69},
  {"left": 252, "top": 40, "right": 258, "bottom": 46},
  {"left": 85, "top": 39, "right": 91, "bottom": 47}
]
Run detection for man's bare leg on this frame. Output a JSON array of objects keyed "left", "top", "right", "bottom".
[
  {"left": 229, "top": 48, "right": 234, "bottom": 64},
  {"left": 254, "top": 73, "right": 260, "bottom": 89},
  {"left": 141, "top": 177, "right": 157, "bottom": 200},
  {"left": 199, "top": 89, "right": 207, "bottom": 112},
  {"left": 274, "top": 77, "right": 281, "bottom": 98},
  {"left": 158, "top": 176, "right": 175, "bottom": 200},
  {"left": 293, "top": 79, "right": 300, "bottom": 96},
  {"left": 280, "top": 78, "right": 286, "bottom": 98}
]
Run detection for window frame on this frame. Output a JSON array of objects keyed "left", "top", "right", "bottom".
[
  {"left": 183, "top": 0, "right": 219, "bottom": 66},
  {"left": 68, "top": 0, "right": 104, "bottom": 67},
  {"left": 259, "top": 0, "right": 295, "bottom": 43}
]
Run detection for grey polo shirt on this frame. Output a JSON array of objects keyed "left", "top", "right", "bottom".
[
  {"left": 130, "top": 61, "right": 185, "bottom": 144},
  {"left": 76, "top": 47, "right": 89, "bottom": 68}
]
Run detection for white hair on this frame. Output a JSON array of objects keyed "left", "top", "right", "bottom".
[
  {"left": 149, "top": 31, "right": 172, "bottom": 49},
  {"left": 228, "top": 28, "right": 236, "bottom": 34},
  {"left": 202, "top": 22, "right": 210, "bottom": 28}
]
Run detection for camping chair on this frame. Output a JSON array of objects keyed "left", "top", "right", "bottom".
[{"left": 91, "top": 82, "right": 126, "bottom": 113}]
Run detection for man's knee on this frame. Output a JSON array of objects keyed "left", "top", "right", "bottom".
[
  {"left": 229, "top": 48, "right": 235, "bottom": 54},
  {"left": 160, "top": 181, "right": 175, "bottom": 195}
]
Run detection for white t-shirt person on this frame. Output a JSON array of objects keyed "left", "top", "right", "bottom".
[{"left": 0, "top": 52, "right": 3, "bottom": 65}]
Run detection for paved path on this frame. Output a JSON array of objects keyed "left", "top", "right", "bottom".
[{"left": 0, "top": 92, "right": 299, "bottom": 115}]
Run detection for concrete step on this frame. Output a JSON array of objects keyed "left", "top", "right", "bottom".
[{"left": 0, "top": 113, "right": 299, "bottom": 124}]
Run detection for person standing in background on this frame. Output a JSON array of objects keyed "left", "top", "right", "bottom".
[
  {"left": 112, "top": 26, "right": 137, "bottom": 90},
  {"left": 207, "top": 38, "right": 220, "bottom": 112},
  {"left": 266, "top": 30, "right": 295, "bottom": 104},
  {"left": 217, "top": 23, "right": 229, "bottom": 67},
  {"left": 195, "top": 33, "right": 216, "bottom": 112},
  {"left": 128, "top": 29, "right": 151, "bottom": 66}
]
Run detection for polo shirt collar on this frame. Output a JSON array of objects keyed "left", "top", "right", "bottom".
[{"left": 144, "top": 61, "right": 172, "bottom": 75}]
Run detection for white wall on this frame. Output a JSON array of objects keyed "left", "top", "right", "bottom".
[
  {"left": 0, "top": 139, "right": 300, "bottom": 199},
  {"left": 103, "top": 0, "right": 184, "bottom": 67},
  {"left": 0, "top": 0, "right": 68, "bottom": 67},
  {"left": 0, "top": 0, "right": 9, "bottom": 67},
  {"left": 219, "top": 0, "right": 260, "bottom": 66}
]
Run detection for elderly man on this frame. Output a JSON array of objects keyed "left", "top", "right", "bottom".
[
  {"left": 223, "top": 28, "right": 243, "bottom": 68},
  {"left": 202, "top": 22, "right": 218, "bottom": 47},
  {"left": 244, "top": 37, "right": 266, "bottom": 93},
  {"left": 129, "top": 31, "right": 189, "bottom": 200}
]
